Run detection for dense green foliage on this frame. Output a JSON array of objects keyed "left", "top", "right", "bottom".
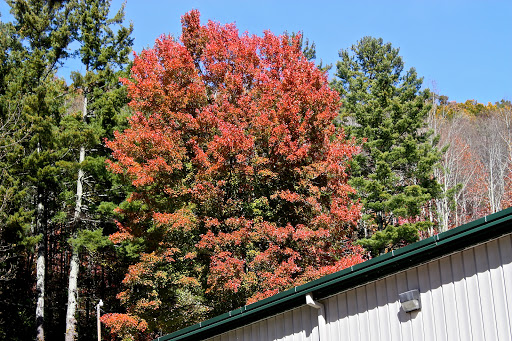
[
  {"left": 332, "top": 37, "right": 441, "bottom": 255},
  {"left": 0, "top": 1, "right": 132, "bottom": 340},
  {"left": 1, "top": 1, "right": 76, "bottom": 338}
]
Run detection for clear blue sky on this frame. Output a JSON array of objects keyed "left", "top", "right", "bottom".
[{"left": 2, "top": 0, "right": 511, "bottom": 104}]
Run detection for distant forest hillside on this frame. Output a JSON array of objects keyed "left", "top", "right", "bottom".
[{"left": 429, "top": 98, "right": 512, "bottom": 229}]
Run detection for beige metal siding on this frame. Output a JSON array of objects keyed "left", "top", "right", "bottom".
[{"left": 206, "top": 233, "right": 512, "bottom": 341}]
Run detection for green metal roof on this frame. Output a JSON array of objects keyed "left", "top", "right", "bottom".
[{"left": 155, "top": 207, "right": 512, "bottom": 341}]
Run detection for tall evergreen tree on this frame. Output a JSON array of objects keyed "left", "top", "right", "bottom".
[
  {"left": 0, "top": 16, "right": 37, "bottom": 341},
  {"left": 64, "top": 1, "right": 133, "bottom": 339},
  {"left": 332, "top": 37, "right": 440, "bottom": 256},
  {"left": 4, "top": 1, "right": 75, "bottom": 339},
  {"left": 1, "top": 1, "right": 132, "bottom": 339}
]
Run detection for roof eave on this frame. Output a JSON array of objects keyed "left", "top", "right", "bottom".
[{"left": 156, "top": 207, "right": 512, "bottom": 341}]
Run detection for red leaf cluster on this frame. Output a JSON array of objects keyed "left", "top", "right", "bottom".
[
  {"left": 100, "top": 313, "right": 148, "bottom": 341},
  {"left": 106, "top": 10, "right": 363, "bottom": 333}
]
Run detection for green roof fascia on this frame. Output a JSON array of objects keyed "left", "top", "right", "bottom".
[{"left": 155, "top": 207, "right": 512, "bottom": 341}]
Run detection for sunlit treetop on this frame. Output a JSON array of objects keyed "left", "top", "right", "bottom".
[{"left": 104, "top": 10, "right": 364, "bottom": 336}]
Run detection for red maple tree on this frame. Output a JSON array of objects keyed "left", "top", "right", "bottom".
[{"left": 104, "top": 10, "right": 363, "bottom": 337}]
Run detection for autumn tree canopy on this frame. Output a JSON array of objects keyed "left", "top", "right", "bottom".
[{"left": 105, "top": 10, "right": 364, "bottom": 336}]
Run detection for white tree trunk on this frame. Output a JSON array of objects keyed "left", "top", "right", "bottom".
[
  {"left": 65, "top": 95, "right": 87, "bottom": 341},
  {"left": 35, "top": 137, "right": 46, "bottom": 341},
  {"left": 35, "top": 200, "right": 45, "bottom": 341},
  {"left": 65, "top": 250, "right": 79, "bottom": 341}
]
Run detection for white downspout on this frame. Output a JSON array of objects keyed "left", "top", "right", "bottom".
[{"left": 306, "top": 293, "right": 326, "bottom": 341}]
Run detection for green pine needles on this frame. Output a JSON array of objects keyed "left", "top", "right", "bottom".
[{"left": 332, "top": 37, "right": 441, "bottom": 256}]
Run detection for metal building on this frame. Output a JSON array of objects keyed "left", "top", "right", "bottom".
[{"left": 157, "top": 208, "right": 512, "bottom": 341}]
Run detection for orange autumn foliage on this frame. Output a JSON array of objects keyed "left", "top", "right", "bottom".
[
  {"left": 100, "top": 313, "right": 148, "bottom": 341},
  {"left": 105, "top": 10, "right": 364, "bottom": 337}
]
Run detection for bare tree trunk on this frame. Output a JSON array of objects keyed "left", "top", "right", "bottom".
[
  {"left": 479, "top": 116, "right": 508, "bottom": 214},
  {"left": 434, "top": 166, "right": 450, "bottom": 232},
  {"left": 65, "top": 96, "right": 87, "bottom": 341},
  {"left": 35, "top": 198, "right": 45, "bottom": 341},
  {"left": 65, "top": 250, "right": 79, "bottom": 341},
  {"left": 35, "top": 134, "right": 46, "bottom": 341}
]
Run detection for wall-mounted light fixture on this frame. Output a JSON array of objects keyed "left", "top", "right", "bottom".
[{"left": 399, "top": 289, "right": 421, "bottom": 312}]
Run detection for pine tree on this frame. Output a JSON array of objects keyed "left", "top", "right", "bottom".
[
  {"left": 0, "top": 17, "right": 38, "bottom": 341},
  {"left": 4, "top": 1, "right": 75, "bottom": 339},
  {"left": 1, "top": 1, "right": 132, "bottom": 339},
  {"left": 64, "top": 1, "right": 133, "bottom": 339},
  {"left": 332, "top": 37, "right": 440, "bottom": 256}
]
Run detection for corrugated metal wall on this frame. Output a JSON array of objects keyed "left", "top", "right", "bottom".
[
  {"left": 209, "top": 305, "right": 320, "bottom": 341},
  {"left": 207, "top": 233, "right": 512, "bottom": 341}
]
